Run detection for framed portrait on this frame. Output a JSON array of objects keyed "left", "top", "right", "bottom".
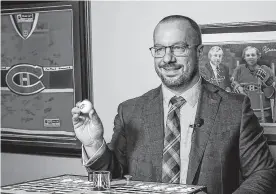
[
  {"left": 1, "top": 1, "right": 93, "bottom": 157},
  {"left": 200, "top": 21, "right": 276, "bottom": 145}
]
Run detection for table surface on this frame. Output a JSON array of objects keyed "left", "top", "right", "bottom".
[{"left": 1, "top": 174, "right": 206, "bottom": 194}]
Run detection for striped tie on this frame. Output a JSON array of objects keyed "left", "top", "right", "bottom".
[{"left": 162, "top": 96, "right": 186, "bottom": 183}]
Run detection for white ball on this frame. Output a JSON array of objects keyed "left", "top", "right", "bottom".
[{"left": 79, "top": 99, "right": 93, "bottom": 114}]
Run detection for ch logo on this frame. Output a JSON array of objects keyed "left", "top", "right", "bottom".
[
  {"left": 6, "top": 64, "right": 45, "bottom": 95},
  {"left": 248, "top": 85, "right": 255, "bottom": 91}
]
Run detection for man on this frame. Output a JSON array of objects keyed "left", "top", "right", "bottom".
[
  {"left": 231, "top": 46, "right": 276, "bottom": 123},
  {"left": 71, "top": 15, "right": 276, "bottom": 194},
  {"left": 200, "top": 46, "right": 231, "bottom": 92}
]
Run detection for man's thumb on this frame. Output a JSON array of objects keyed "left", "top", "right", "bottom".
[
  {"left": 89, "top": 109, "right": 103, "bottom": 126},
  {"left": 88, "top": 108, "right": 95, "bottom": 119}
]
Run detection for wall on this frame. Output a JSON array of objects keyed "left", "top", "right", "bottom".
[
  {"left": 2, "top": 1, "right": 276, "bottom": 186},
  {"left": 1, "top": 153, "right": 87, "bottom": 186}
]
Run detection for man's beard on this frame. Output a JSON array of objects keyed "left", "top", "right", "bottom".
[{"left": 156, "top": 63, "right": 197, "bottom": 90}]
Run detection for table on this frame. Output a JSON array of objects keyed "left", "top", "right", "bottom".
[{"left": 1, "top": 174, "right": 207, "bottom": 194}]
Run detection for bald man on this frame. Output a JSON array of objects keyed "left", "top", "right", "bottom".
[{"left": 72, "top": 15, "right": 276, "bottom": 194}]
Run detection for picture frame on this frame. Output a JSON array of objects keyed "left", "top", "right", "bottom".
[
  {"left": 200, "top": 21, "right": 276, "bottom": 145},
  {"left": 1, "top": 1, "right": 93, "bottom": 157}
]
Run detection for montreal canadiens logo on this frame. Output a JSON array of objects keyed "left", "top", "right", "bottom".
[
  {"left": 5, "top": 64, "right": 45, "bottom": 95},
  {"left": 10, "top": 13, "right": 39, "bottom": 40}
]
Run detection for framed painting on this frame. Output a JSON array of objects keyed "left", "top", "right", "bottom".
[
  {"left": 1, "top": 1, "right": 93, "bottom": 157},
  {"left": 200, "top": 21, "right": 276, "bottom": 145}
]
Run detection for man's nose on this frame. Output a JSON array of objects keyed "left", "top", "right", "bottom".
[{"left": 163, "top": 48, "right": 176, "bottom": 63}]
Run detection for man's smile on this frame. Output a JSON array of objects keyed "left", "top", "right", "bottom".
[{"left": 161, "top": 65, "right": 183, "bottom": 76}]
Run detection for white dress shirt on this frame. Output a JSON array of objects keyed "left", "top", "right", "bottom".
[
  {"left": 82, "top": 78, "right": 201, "bottom": 184},
  {"left": 162, "top": 78, "right": 201, "bottom": 184},
  {"left": 210, "top": 62, "right": 219, "bottom": 79}
]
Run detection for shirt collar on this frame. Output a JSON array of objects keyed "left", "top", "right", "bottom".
[
  {"left": 245, "top": 64, "right": 261, "bottom": 71},
  {"left": 210, "top": 61, "right": 218, "bottom": 70},
  {"left": 162, "top": 76, "right": 202, "bottom": 108}
]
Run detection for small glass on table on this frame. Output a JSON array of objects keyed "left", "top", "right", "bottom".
[{"left": 88, "top": 171, "right": 111, "bottom": 191}]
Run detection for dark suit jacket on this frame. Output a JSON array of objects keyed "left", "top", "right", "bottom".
[
  {"left": 200, "top": 63, "right": 231, "bottom": 91},
  {"left": 87, "top": 79, "right": 276, "bottom": 194}
]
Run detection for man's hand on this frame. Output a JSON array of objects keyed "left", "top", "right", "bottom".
[
  {"left": 225, "top": 87, "right": 231, "bottom": 92},
  {"left": 254, "top": 68, "right": 275, "bottom": 86},
  {"left": 254, "top": 68, "right": 267, "bottom": 81},
  {"left": 234, "top": 85, "right": 246, "bottom": 95},
  {"left": 238, "top": 86, "right": 246, "bottom": 95},
  {"left": 71, "top": 100, "right": 104, "bottom": 147}
]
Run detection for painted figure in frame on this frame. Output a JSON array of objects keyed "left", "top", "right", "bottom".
[
  {"left": 231, "top": 46, "right": 276, "bottom": 123},
  {"left": 200, "top": 46, "right": 231, "bottom": 92}
]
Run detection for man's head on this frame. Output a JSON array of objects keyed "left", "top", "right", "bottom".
[
  {"left": 242, "top": 46, "right": 261, "bottom": 67},
  {"left": 208, "top": 46, "right": 223, "bottom": 67},
  {"left": 152, "top": 15, "right": 203, "bottom": 92}
]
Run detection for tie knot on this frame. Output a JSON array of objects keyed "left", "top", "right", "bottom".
[{"left": 170, "top": 96, "right": 186, "bottom": 109}]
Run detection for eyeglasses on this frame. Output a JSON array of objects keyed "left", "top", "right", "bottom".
[{"left": 149, "top": 45, "right": 198, "bottom": 58}]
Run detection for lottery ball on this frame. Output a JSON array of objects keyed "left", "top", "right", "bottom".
[{"left": 79, "top": 99, "right": 93, "bottom": 114}]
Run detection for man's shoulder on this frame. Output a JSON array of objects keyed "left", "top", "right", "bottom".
[
  {"left": 220, "top": 88, "right": 245, "bottom": 103},
  {"left": 219, "top": 63, "right": 229, "bottom": 70},
  {"left": 199, "top": 63, "right": 211, "bottom": 71},
  {"left": 120, "top": 86, "right": 161, "bottom": 107},
  {"left": 260, "top": 64, "right": 273, "bottom": 72},
  {"left": 203, "top": 80, "right": 245, "bottom": 103},
  {"left": 199, "top": 64, "right": 212, "bottom": 76}
]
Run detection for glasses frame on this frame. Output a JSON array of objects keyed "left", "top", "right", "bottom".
[{"left": 149, "top": 44, "right": 199, "bottom": 58}]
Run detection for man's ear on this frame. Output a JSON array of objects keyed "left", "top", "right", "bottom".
[{"left": 197, "top": 45, "right": 204, "bottom": 60}]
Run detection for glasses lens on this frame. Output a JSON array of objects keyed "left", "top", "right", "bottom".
[
  {"left": 153, "top": 47, "right": 165, "bottom": 57},
  {"left": 150, "top": 45, "right": 193, "bottom": 57},
  {"left": 172, "top": 46, "right": 187, "bottom": 56}
]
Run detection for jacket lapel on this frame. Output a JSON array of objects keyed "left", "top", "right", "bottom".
[
  {"left": 186, "top": 80, "right": 222, "bottom": 184},
  {"left": 206, "top": 63, "right": 215, "bottom": 77},
  {"left": 142, "top": 86, "right": 164, "bottom": 182}
]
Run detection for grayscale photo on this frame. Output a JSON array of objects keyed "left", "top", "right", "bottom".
[{"left": 1, "top": 1, "right": 276, "bottom": 194}]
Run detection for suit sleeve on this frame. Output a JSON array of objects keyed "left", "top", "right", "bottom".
[
  {"left": 233, "top": 96, "right": 276, "bottom": 194},
  {"left": 260, "top": 65, "right": 275, "bottom": 99},
  {"left": 199, "top": 66, "right": 209, "bottom": 82},
  {"left": 84, "top": 103, "right": 128, "bottom": 179}
]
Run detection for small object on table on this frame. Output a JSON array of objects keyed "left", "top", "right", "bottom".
[
  {"left": 124, "top": 175, "right": 132, "bottom": 185},
  {"left": 89, "top": 171, "right": 111, "bottom": 191}
]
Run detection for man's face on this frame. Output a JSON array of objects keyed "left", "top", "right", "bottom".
[
  {"left": 244, "top": 48, "right": 258, "bottom": 66},
  {"left": 209, "top": 50, "right": 223, "bottom": 66},
  {"left": 153, "top": 21, "right": 199, "bottom": 89}
]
